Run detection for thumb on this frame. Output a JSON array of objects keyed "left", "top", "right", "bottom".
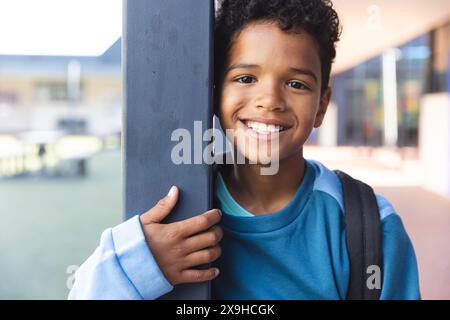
[{"left": 142, "top": 186, "right": 179, "bottom": 224}]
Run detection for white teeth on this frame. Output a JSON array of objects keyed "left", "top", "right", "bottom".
[
  {"left": 257, "top": 123, "right": 266, "bottom": 131},
  {"left": 245, "top": 121, "right": 285, "bottom": 134}
]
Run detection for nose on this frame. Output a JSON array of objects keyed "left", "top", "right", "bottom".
[{"left": 254, "top": 81, "right": 287, "bottom": 112}]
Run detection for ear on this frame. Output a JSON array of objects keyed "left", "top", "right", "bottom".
[{"left": 314, "top": 87, "right": 332, "bottom": 128}]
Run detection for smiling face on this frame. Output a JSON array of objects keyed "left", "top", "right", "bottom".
[{"left": 217, "top": 21, "right": 332, "bottom": 164}]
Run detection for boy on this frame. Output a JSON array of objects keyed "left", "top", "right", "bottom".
[{"left": 69, "top": 0, "right": 420, "bottom": 299}]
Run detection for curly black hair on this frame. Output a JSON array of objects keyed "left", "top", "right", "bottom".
[{"left": 214, "top": 0, "right": 342, "bottom": 99}]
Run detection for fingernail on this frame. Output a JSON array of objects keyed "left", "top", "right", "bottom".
[
  {"left": 215, "top": 268, "right": 220, "bottom": 277},
  {"left": 218, "top": 209, "right": 222, "bottom": 216},
  {"left": 167, "top": 186, "right": 176, "bottom": 197}
]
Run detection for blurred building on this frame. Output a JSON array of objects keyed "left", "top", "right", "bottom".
[
  {"left": 0, "top": 39, "right": 122, "bottom": 136},
  {"left": 0, "top": 39, "right": 121, "bottom": 178},
  {"left": 317, "top": 18, "right": 450, "bottom": 197},
  {"left": 331, "top": 34, "right": 431, "bottom": 147},
  {"left": 313, "top": 22, "right": 450, "bottom": 148}
]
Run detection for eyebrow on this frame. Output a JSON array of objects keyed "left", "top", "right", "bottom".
[
  {"left": 225, "top": 63, "right": 259, "bottom": 74},
  {"left": 289, "top": 67, "right": 318, "bottom": 83},
  {"left": 225, "top": 63, "right": 318, "bottom": 83}
]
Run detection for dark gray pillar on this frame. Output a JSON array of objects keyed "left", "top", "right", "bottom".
[{"left": 123, "top": 0, "right": 214, "bottom": 300}]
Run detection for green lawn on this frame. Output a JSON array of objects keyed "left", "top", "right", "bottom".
[{"left": 0, "top": 151, "right": 123, "bottom": 299}]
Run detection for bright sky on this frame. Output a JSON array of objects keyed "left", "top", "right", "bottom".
[{"left": 0, "top": 0, "right": 122, "bottom": 56}]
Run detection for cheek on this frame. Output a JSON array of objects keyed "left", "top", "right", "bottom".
[
  {"left": 297, "top": 110, "right": 316, "bottom": 127},
  {"left": 219, "top": 86, "right": 248, "bottom": 122},
  {"left": 222, "top": 85, "right": 248, "bottom": 106},
  {"left": 291, "top": 96, "right": 321, "bottom": 126}
]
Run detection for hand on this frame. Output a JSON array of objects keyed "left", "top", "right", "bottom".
[{"left": 139, "top": 186, "right": 223, "bottom": 286}]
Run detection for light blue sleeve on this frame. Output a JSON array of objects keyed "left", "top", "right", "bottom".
[
  {"left": 379, "top": 210, "right": 421, "bottom": 300},
  {"left": 68, "top": 215, "right": 174, "bottom": 300}
]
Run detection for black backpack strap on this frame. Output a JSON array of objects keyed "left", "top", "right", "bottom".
[{"left": 334, "top": 170, "right": 383, "bottom": 300}]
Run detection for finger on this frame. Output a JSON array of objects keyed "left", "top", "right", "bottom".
[
  {"left": 140, "top": 186, "right": 179, "bottom": 224},
  {"left": 180, "top": 268, "right": 220, "bottom": 284},
  {"left": 175, "top": 209, "right": 222, "bottom": 238},
  {"left": 183, "top": 225, "right": 223, "bottom": 254},
  {"left": 183, "top": 246, "right": 222, "bottom": 269}
]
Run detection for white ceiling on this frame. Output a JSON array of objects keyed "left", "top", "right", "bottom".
[{"left": 332, "top": 0, "right": 450, "bottom": 74}]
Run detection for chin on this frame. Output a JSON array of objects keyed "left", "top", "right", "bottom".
[{"left": 235, "top": 144, "right": 281, "bottom": 166}]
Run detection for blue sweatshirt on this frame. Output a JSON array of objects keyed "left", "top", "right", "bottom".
[{"left": 68, "top": 159, "right": 421, "bottom": 300}]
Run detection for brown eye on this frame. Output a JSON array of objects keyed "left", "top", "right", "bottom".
[
  {"left": 236, "top": 76, "right": 255, "bottom": 84},
  {"left": 287, "top": 81, "right": 309, "bottom": 90}
]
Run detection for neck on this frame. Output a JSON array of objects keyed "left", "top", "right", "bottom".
[{"left": 223, "top": 149, "right": 306, "bottom": 215}]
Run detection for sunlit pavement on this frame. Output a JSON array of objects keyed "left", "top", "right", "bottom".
[{"left": 305, "top": 146, "right": 450, "bottom": 300}]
